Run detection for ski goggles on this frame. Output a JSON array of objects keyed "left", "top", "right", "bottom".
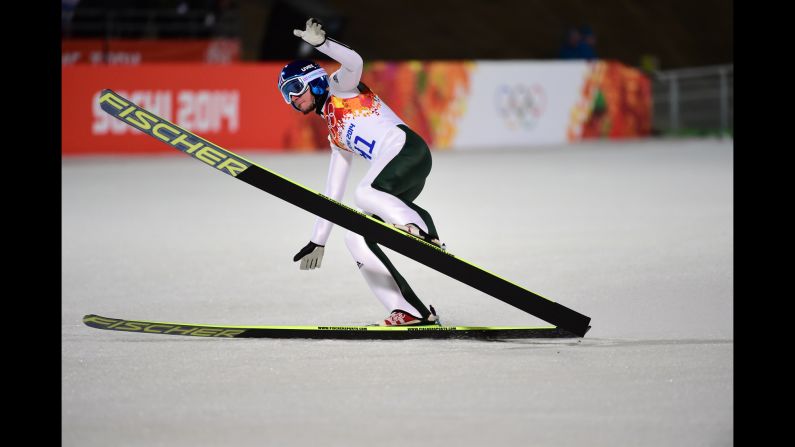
[{"left": 278, "top": 68, "right": 328, "bottom": 104}]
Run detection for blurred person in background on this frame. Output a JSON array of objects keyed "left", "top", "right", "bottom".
[
  {"left": 558, "top": 26, "right": 582, "bottom": 59},
  {"left": 578, "top": 25, "right": 598, "bottom": 60},
  {"left": 558, "top": 25, "right": 598, "bottom": 60},
  {"left": 62, "top": 0, "right": 81, "bottom": 36},
  {"left": 279, "top": 19, "right": 443, "bottom": 327}
]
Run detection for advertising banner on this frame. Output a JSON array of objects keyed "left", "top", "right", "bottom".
[
  {"left": 63, "top": 64, "right": 303, "bottom": 155},
  {"left": 452, "top": 61, "right": 588, "bottom": 148},
  {"left": 62, "top": 60, "right": 650, "bottom": 155},
  {"left": 451, "top": 60, "right": 651, "bottom": 148}
]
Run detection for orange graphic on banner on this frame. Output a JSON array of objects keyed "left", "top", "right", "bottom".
[
  {"left": 361, "top": 60, "right": 473, "bottom": 149},
  {"left": 567, "top": 61, "right": 652, "bottom": 140}
]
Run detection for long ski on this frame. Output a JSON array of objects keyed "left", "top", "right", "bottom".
[
  {"left": 97, "top": 90, "right": 592, "bottom": 337},
  {"left": 83, "top": 314, "right": 580, "bottom": 340}
]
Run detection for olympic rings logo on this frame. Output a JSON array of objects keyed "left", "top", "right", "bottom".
[
  {"left": 494, "top": 84, "right": 547, "bottom": 130},
  {"left": 324, "top": 101, "right": 337, "bottom": 129}
]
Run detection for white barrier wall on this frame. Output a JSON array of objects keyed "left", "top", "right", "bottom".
[{"left": 452, "top": 61, "right": 590, "bottom": 148}]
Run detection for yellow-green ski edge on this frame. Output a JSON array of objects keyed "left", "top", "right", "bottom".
[{"left": 84, "top": 314, "right": 582, "bottom": 340}]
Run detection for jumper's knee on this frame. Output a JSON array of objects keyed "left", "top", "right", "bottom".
[{"left": 344, "top": 230, "right": 364, "bottom": 253}]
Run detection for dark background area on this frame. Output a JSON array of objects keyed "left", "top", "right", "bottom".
[{"left": 65, "top": 0, "right": 732, "bottom": 70}]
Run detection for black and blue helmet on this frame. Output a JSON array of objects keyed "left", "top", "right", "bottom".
[{"left": 278, "top": 59, "right": 329, "bottom": 112}]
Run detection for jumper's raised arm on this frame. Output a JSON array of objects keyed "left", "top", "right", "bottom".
[
  {"left": 293, "top": 18, "right": 363, "bottom": 94},
  {"left": 314, "top": 39, "right": 364, "bottom": 94}
]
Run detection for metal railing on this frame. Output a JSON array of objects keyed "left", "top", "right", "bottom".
[{"left": 651, "top": 64, "right": 733, "bottom": 135}]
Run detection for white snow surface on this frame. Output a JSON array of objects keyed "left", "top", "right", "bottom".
[{"left": 62, "top": 138, "right": 733, "bottom": 446}]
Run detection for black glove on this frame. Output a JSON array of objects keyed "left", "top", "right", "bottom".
[{"left": 293, "top": 241, "right": 325, "bottom": 270}]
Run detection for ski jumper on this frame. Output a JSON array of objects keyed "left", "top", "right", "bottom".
[{"left": 308, "top": 39, "right": 439, "bottom": 319}]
